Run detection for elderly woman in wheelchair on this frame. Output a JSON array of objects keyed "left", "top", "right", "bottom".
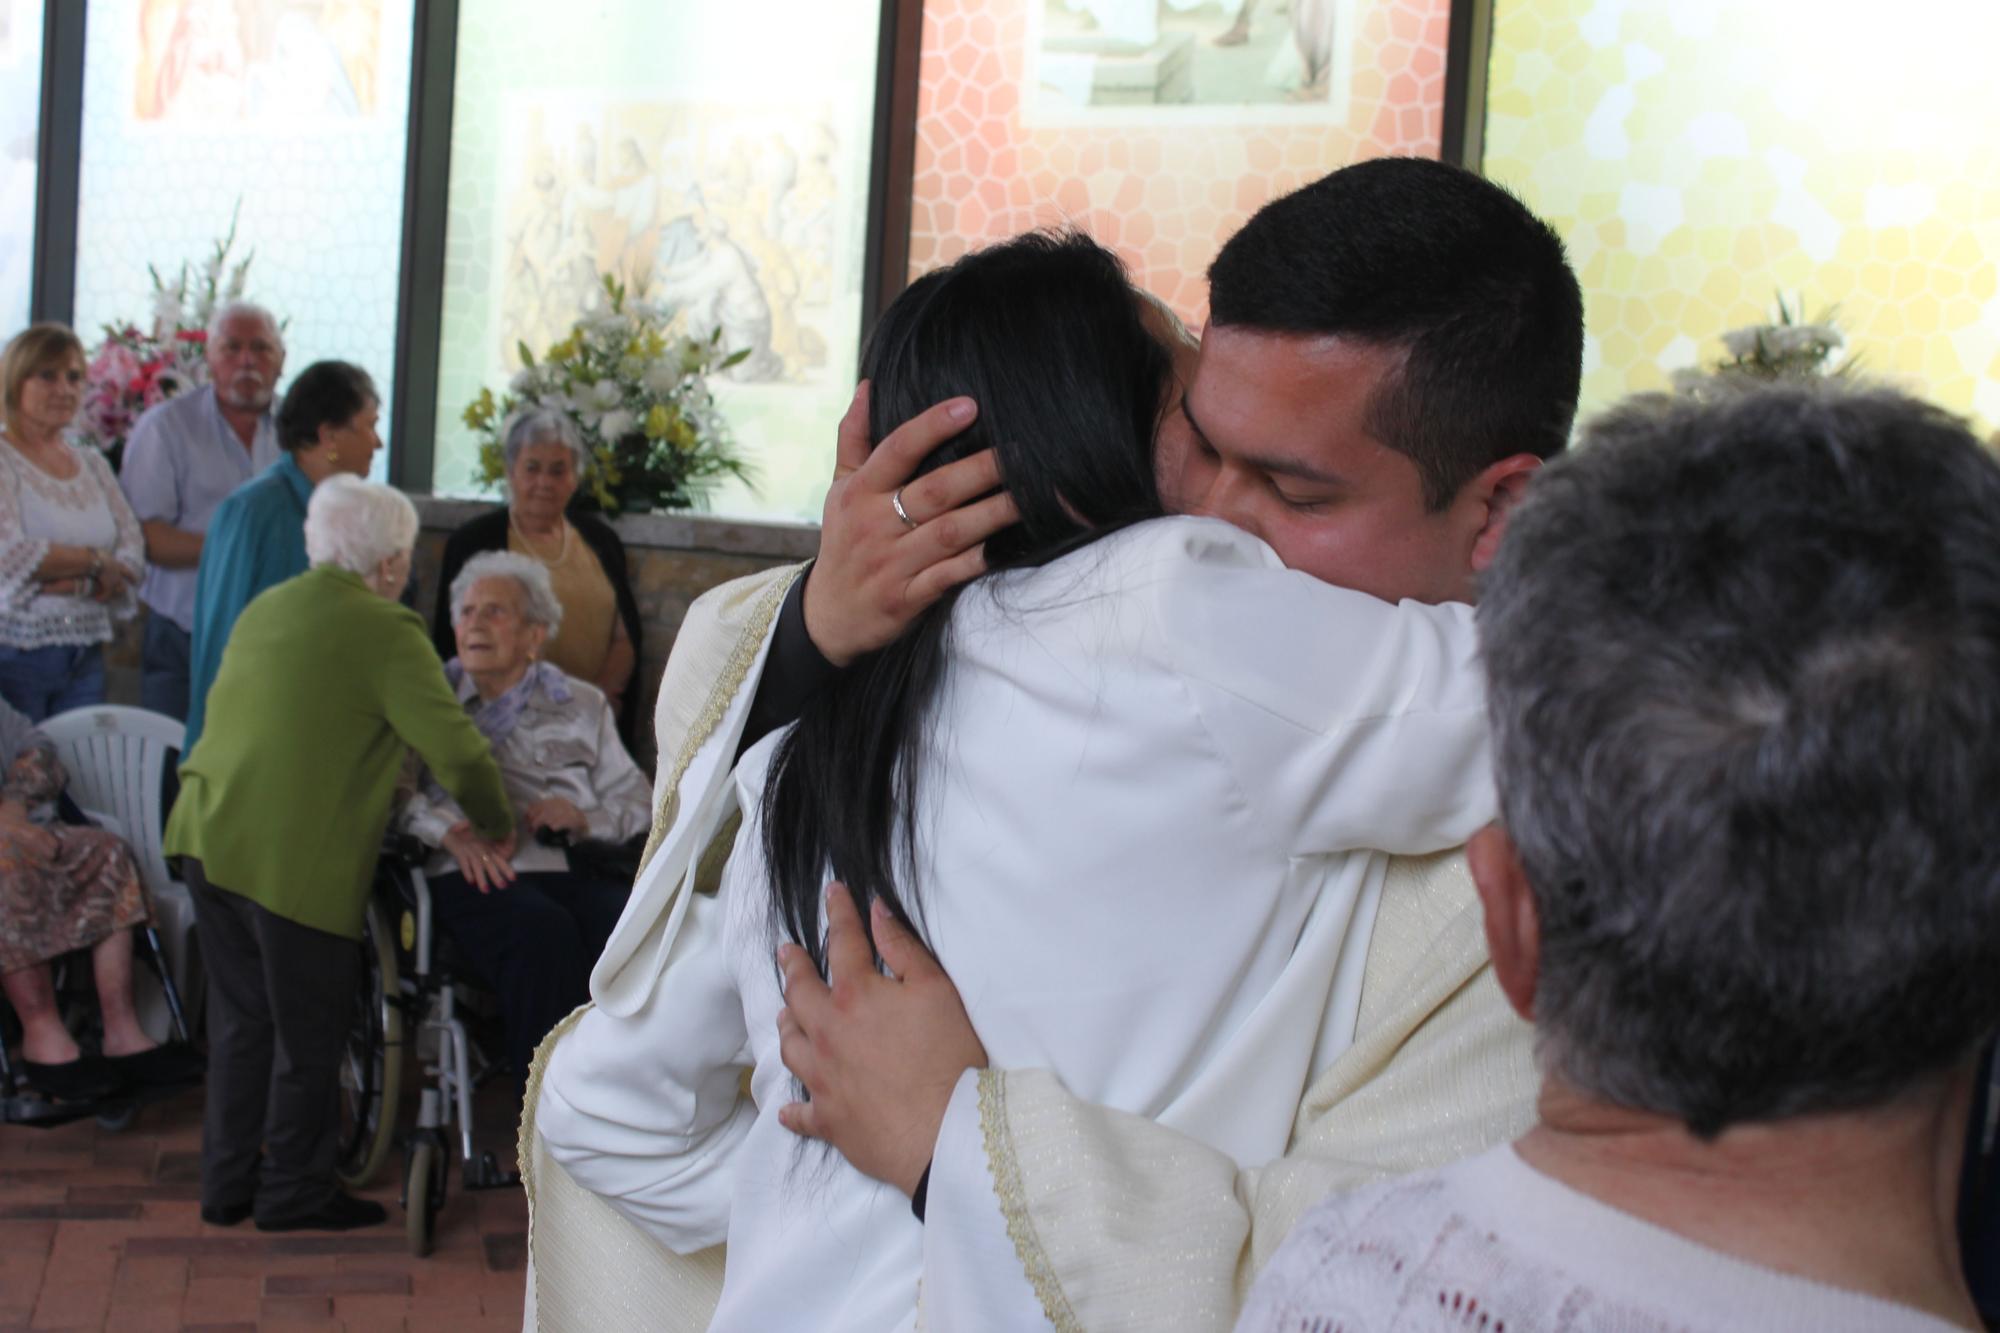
[
  {"left": 0, "top": 694, "right": 200, "bottom": 1103},
  {"left": 397, "top": 550, "right": 649, "bottom": 1086}
]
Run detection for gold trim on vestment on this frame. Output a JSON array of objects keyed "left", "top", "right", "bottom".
[
  {"left": 519, "top": 564, "right": 800, "bottom": 1305},
  {"left": 518, "top": 1001, "right": 594, "bottom": 1260},
  {"left": 978, "top": 1069, "right": 1084, "bottom": 1333},
  {"left": 636, "top": 567, "right": 803, "bottom": 871}
]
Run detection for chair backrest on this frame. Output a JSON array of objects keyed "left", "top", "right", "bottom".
[{"left": 39, "top": 705, "right": 185, "bottom": 901}]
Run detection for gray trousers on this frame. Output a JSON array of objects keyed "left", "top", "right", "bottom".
[{"left": 185, "top": 860, "right": 358, "bottom": 1220}]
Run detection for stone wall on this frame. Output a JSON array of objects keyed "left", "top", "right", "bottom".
[{"left": 107, "top": 501, "right": 819, "bottom": 774}]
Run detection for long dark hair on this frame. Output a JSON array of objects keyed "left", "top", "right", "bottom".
[{"left": 762, "top": 230, "right": 1170, "bottom": 976}]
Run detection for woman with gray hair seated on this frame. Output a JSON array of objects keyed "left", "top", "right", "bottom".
[
  {"left": 400, "top": 550, "right": 649, "bottom": 1086},
  {"left": 432, "top": 408, "right": 642, "bottom": 739},
  {"left": 166, "top": 476, "right": 512, "bottom": 1233}
]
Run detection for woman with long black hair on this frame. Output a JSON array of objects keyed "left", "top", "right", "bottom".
[{"left": 538, "top": 230, "right": 1495, "bottom": 1329}]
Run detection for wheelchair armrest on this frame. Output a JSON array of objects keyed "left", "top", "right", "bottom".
[{"left": 382, "top": 832, "right": 430, "bottom": 868}]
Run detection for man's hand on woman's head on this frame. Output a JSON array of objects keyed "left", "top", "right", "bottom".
[
  {"left": 775, "top": 882, "right": 988, "bottom": 1199},
  {"left": 802, "top": 383, "right": 1021, "bottom": 667}
]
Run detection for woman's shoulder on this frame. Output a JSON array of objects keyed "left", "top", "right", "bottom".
[
  {"left": 546, "top": 670, "right": 611, "bottom": 717},
  {"left": 1000, "top": 516, "right": 1283, "bottom": 603},
  {"left": 450, "top": 506, "right": 511, "bottom": 551},
  {"left": 1100, "top": 514, "right": 1283, "bottom": 571},
  {"left": 570, "top": 509, "right": 629, "bottom": 568},
  {"left": 75, "top": 444, "right": 120, "bottom": 487}
]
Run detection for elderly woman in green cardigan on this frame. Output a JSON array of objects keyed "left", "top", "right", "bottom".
[{"left": 166, "top": 475, "right": 514, "bottom": 1234}]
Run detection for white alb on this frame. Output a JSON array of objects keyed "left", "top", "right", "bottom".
[{"left": 539, "top": 515, "right": 1496, "bottom": 1332}]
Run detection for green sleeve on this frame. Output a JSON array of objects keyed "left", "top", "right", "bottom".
[{"left": 376, "top": 614, "right": 514, "bottom": 840}]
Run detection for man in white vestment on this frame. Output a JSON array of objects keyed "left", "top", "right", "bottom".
[
  {"left": 522, "top": 158, "right": 1584, "bottom": 1330},
  {"left": 1245, "top": 386, "right": 1998, "bottom": 1333}
]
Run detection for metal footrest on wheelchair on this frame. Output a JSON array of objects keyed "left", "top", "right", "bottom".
[
  {"left": 463, "top": 1149, "right": 520, "bottom": 1190},
  {"left": 3, "top": 1089, "right": 119, "bottom": 1128}
]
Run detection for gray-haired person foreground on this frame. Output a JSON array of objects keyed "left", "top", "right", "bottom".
[
  {"left": 1241, "top": 385, "right": 2000, "bottom": 1332},
  {"left": 398, "top": 549, "right": 649, "bottom": 1086}
]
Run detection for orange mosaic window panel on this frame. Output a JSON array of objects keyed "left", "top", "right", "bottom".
[{"left": 909, "top": 0, "right": 1452, "bottom": 325}]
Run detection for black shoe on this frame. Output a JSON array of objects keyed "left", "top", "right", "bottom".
[
  {"left": 255, "top": 1192, "right": 388, "bottom": 1232},
  {"left": 20, "top": 1055, "right": 121, "bottom": 1102},
  {"left": 105, "top": 1042, "right": 206, "bottom": 1088},
  {"left": 200, "top": 1200, "right": 253, "bottom": 1227}
]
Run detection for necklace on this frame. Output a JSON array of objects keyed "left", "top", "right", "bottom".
[{"left": 510, "top": 512, "right": 571, "bottom": 566}]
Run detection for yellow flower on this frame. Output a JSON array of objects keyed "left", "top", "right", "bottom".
[
  {"left": 670, "top": 418, "right": 698, "bottom": 452},
  {"left": 461, "top": 386, "right": 497, "bottom": 430},
  {"left": 643, "top": 404, "right": 674, "bottom": 440}
]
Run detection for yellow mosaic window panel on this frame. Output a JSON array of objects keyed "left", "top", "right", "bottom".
[
  {"left": 911, "top": 0, "right": 1452, "bottom": 326},
  {"left": 1484, "top": 0, "right": 2000, "bottom": 431}
]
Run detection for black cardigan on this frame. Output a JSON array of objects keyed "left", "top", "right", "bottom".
[{"left": 432, "top": 506, "right": 645, "bottom": 742}]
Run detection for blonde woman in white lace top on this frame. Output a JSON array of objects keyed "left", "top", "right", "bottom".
[{"left": 0, "top": 326, "right": 145, "bottom": 720}]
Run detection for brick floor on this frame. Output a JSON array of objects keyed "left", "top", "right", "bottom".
[{"left": 0, "top": 1079, "right": 528, "bottom": 1332}]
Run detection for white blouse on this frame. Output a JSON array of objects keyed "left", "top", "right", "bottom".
[
  {"left": 1240, "top": 1144, "right": 1962, "bottom": 1332},
  {"left": 538, "top": 516, "right": 1497, "bottom": 1332},
  {"left": 0, "top": 441, "right": 145, "bottom": 649}
]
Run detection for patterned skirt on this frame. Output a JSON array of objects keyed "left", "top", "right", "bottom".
[{"left": 0, "top": 821, "right": 150, "bottom": 973}]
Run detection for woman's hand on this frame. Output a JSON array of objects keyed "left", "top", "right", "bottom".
[
  {"left": 442, "top": 821, "right": 518, "bottom": 893},
  {"left": 93, "top": 558, "right": 137, "bottom": 602},
  {"left": 0, "top": 798, "right": 58, "bottom": 862},
  {"left": 524, "top": 797, "right": 589, "bottom": 840},
  {"left": 802, "top": 384, "right": 1018, "bottom": 667}
]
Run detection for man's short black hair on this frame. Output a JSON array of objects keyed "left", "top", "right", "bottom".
[{"left": 1207, "top": 157, "right": 1584, "bottom": 508}]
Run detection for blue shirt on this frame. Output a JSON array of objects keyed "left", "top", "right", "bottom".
[
  {"left": 117, "top": 385, "right": 280, "bottom": 633},
  {"left": 183, "top": 455, "right": 313, "bottom": 758}
]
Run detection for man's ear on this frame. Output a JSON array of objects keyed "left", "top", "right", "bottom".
[
  {"left": 1468, "top": 823, "right": 1539, "bottom": 1021},
  {"left": 1466, "top": 454, "right": 1542, "bottom": 574}
]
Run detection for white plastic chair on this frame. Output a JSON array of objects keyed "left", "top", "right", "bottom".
[{"left": 39, "top": 704, "right": 201, "bottom": 1041}]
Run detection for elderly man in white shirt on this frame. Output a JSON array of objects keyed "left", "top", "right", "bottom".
[
  {"left": 1242, "top": 387, "right": 1996, "bottom": 1333},
  {"left": 523, "top": 158, "right": 1586, "bottom": 1330},
  {"left": 118, "top": 301, "right": 283, "bottom": 719}
]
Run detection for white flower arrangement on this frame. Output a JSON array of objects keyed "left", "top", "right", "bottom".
[
  {"left": 464, "top": 275, "right": 751, "bottom": 514},
  {"left": 1674, "top": 294, "right": 1856, "bottom": 397}
]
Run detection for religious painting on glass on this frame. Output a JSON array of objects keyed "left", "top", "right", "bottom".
[{"left": 131, "top": 0, "right": 387, "bottom": 124}]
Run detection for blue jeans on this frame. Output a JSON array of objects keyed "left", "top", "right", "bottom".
[
  {"left": 0, "top": 643, "right": 106, "bottom": 722},
  {"left": 140, "top": 613, "right": 191, "bottom": 721}
]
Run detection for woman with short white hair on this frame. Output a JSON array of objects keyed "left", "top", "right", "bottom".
[
  {"left": 399, "top": 549, "right": 650, "bottom": 1084},
  {"left": 166, "top": 476, "right": 514, "bottom": 1233}
]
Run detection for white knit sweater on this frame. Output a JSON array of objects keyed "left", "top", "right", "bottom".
[{"left": 1239, "top": 1143, "right": 1963, "bottom": 1333}]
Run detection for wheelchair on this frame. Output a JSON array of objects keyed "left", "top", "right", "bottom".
[{"left": 334, "top": 836, "right": 519, "bottom": 1257}]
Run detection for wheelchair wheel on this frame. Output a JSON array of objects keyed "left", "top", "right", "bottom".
[
  {"left": 404, "top": 1135, "right": 446, "bottom": 1258},
  {"left": 337, "top": 898, "right": 402, "bottom": 1190}
]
